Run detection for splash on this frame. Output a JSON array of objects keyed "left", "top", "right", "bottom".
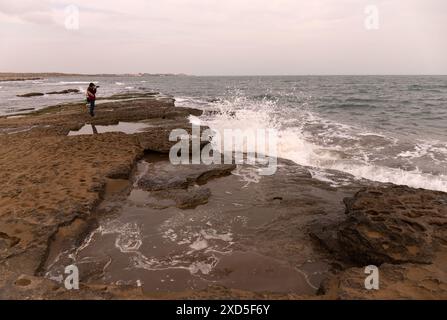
[{"left": 186, "top": 93, "right": 447, "bottom": 193}]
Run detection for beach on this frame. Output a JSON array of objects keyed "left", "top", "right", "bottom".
[{"left": 0, "top": 89, "right": 446, "bottom": 299}]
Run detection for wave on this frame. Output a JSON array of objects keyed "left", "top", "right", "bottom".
[
  {"left": 343, "top": 98, "right": 382, "bottom": 103},
  {"left": 407, "top": 84, "right": 447, "bottom": 92},
  {"left": 320, "top": 103, "right": 375, "bottom": 109},
  {"left": 189, "top": 94, "right": 447, "bottom": 193},
  {"left": 59, "top": 81, "right": 92, "bottom": 84},
  {"left": 44, "top": 81, "right": 98, "bottom": 86},
  {"left": 251, "top": 94, "right": 278, "bottom": 101}
]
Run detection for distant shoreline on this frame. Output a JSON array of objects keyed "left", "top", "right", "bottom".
[
  {"left": 2, "top": 73, "right": 446, "bottom": 82},
  {"left": 0, "top": 72, "right": 189, "bottom": 82}
]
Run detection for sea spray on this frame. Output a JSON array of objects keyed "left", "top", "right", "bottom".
[{"left": 190, "top": 92, "right": 447, "bottom": 192}]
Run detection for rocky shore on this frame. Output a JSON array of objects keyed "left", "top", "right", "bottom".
[
  {"left": 0, "top": 93, "right": 445, "bottom": 299},
  {"left": 17, "top": 89, "right": 81, "bottom": 97}
]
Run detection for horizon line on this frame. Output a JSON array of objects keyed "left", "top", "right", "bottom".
[{"left": 1, "top": 72, "right": 447, "bottom": 77}]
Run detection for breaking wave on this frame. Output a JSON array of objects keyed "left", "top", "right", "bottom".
[{"left": 181, "top": 93, "right": 447, "bottom": 193}]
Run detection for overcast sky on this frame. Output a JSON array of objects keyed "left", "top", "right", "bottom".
[{"left": 0, "top": 0, "right": 446, "bottom": 75}]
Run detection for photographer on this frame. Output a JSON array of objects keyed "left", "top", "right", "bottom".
[{"left": 86, "top": 83, "right": 99, "bottom": 117}]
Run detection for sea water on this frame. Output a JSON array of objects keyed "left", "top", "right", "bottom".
[{"left": 1, "top": 75, "right": 446, "bottom": 191}]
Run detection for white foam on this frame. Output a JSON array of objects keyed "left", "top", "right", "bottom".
[
  {"left": 162, "top": 228, "right": 178, "bottom": 242},
  {"left": 189, "top": 239, "right": 208, "bottom": 251},
  {"left": 192, "top": 94, "right": 447, "bottom": 192},
  {"left": 99, "top": 221, "right": 143, "bottom": 253},
  {"left": 326, "top": 163, "right": 447, "bottom": 191},
  {"left": 189, "top": 261, "right": 215, "bottom": 275},
  {"left": 282, "top": 131, "right": 447, "bottom": 192},
  {"left": 201, "top": 229, "right": 233, "bottom": 242},
  {"left": 6, "top": 115, "right": 26, "bottom": 119},
  {"left": 397, "top": 142, "right": 447, "bottom": 164},
  {"left": 308, "top": 169, "right": 338, "bottom": 186},
  {"left": 232, "top": 166, "right": 262, "bottom": 187},
  {"left": 188, "top": 115, "right": 202, "bottom": 126}
]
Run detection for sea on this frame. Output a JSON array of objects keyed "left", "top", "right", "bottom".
[{"left": 1, "top": 75, "right": 446, "bottom": 192}]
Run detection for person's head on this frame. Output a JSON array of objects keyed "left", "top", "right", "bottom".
[{"left": 89, "top": 83, "right": 95, "bottom": 88}]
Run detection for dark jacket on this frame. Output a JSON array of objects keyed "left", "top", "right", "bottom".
[{"left": 86, "top": 87, "right": 97, "bottom": 102}]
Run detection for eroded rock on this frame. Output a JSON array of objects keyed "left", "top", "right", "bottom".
[
  {"left": 138, "top": 163, "right": 236, "bottom": 191},
  {"left": 153, "top": 187, "right": 212, "bottom": 209},
  {"left": 312, "top": 186, "right": 447, "bottom": 266},
  {"left": 318, "top": 257, "right": 447, "bottom": 300},
  {"left": 78, "top": 255, "right": 113, "bottom": 282},
  {"left": 17, "top": 92, "right": 44, "bottom": 98},
  {"left": 47, "top": 89, "right": 80, "bottom": 95}
]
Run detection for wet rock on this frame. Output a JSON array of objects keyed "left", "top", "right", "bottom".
[
  {"left": 312, "top": 186, "right": 447, "bottom": 266},
  {"left": 78, "top": 255, "right": 112, "bottom": 282},
  {"left": 88, "top": 99, "right": 202, "bottom": 127},
  {"left": 154, "top": 187, "right": 212, "bottom": 209},
  {"left": 14, "top": 277, "right": 32, "bottom": 287},
  {"left": 136, "top": 125, "right": 186, "bottom": 153},
  {"left": 164, "top": 107, "right": 203, "bottom": 119},
  {"left": 0, "top": 270, "right": 143, "bottom": 300},
  {"left": 0, "top": 232, "right": 20, "bottom": 258},
  {"left": 107, "top": 161, "right": 139, "bottom": 180},
  {"left": 16, "top": 108, "right": 35, "bottom": 112},
  {"left": 177, "top": 187, "right": 211, "bottom": 209},
  {"left": 137, "top": 163, "right": 236, "bottom": 191},
  {"left": 104, "top": 92, "right": 160, "bottom": 100},
  {"left": 318, "top": 259, "right": 447, "bottom": 299},
  {"left": 46, "top": 89, "right": 80, "bottom": 95},
  {"left": 136, "top": 119, "right": 209, "bottom": 153},
  {"left": 17, "top": 92, "right": 44, "bottom": 97}
]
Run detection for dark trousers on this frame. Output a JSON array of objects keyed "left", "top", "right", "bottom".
[{"left": 89, "top": 100, "right": 95, "bottom": 116}]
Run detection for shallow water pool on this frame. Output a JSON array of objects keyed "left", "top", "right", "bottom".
[{"left": 68, "top": 121, "right": 152, "bottom": 136}]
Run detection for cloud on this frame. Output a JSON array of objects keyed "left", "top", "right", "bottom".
[
  {"left": 0, "top": 0, "right": 56, "bottom": 25},
  {"left": 0, "top": 0, "right": 49, "bottom": 14},
  {"left": 0, "top": 0, "right": 446, "bottom": 74}
]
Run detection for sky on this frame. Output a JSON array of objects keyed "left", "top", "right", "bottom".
[{"left": 0, "top": 0, "right": 446, "bottom": 75}]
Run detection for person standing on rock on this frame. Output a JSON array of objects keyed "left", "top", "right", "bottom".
[{"left": 86, "top": 83, "right": 99, "bottom": 117}]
